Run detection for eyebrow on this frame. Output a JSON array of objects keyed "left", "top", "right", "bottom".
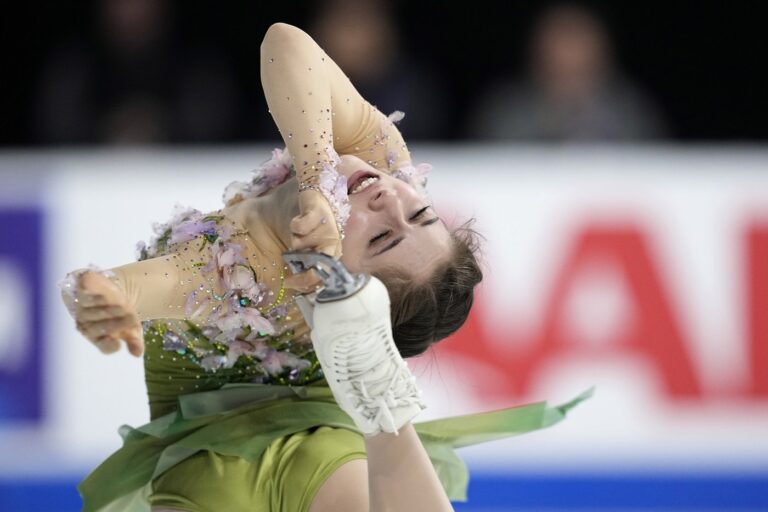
[{"left": 373, "top": 216, "right": 441, "bottom": 257}]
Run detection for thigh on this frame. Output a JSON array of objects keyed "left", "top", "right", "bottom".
[
  {"left": 149, "top": 450, "right": 266, "bottom": 512},
  {"left": 149, "top": 426, "right": 367, "bottom": 512}
]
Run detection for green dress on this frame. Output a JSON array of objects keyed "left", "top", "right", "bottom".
[
  {"left": 78, "top": 330, "right": 593, "bottom": 511},
  {"left": 78, "top": 206, "right": 594, "bottom": 511}
]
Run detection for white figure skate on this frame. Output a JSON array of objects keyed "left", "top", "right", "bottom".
[{"left": 284, "top": 251, "right": 426, "bottom": 436}]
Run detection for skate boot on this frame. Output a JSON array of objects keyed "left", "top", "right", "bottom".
[{"left": 284, "top": 252, "right": 426, "bottom": 436}]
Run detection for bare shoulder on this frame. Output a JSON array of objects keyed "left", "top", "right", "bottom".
[{"left": 308, "top": 458, "right": 369, "bottom": 512}]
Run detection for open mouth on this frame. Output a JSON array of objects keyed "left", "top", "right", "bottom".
[{"left": 347, "top": 170, "right": 380, "bottom": 195}]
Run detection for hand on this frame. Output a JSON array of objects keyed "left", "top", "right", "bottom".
[
  {"left": 284, "top": 268, "right": 322, "bottom": 295},
  {"left": 290, "top": 189, "right": 343, "bottom": 259},
  {"left": 68, "top": 271, "right": 144, "bottom": 356}
]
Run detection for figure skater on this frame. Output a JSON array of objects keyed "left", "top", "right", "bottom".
[{"left": 61, "top": 23, "right": 591, "bottom": 512}]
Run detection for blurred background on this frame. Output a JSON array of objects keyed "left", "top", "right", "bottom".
[
  {"left": 1, "top": 0, "right": 767, "bottom": 510},
  {"left": 2, "top": 0, "right": 768, "bottom": 145}
]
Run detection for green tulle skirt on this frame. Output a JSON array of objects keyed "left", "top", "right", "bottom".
[{"left": 79, "top": 381, "right": 594, "bottom": 512}]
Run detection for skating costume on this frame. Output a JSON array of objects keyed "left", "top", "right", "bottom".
[{"left": 63, "top": 24, "right": 593, "bottom": 512}]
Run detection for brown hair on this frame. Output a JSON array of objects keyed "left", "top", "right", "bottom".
[{"left": 373, "top": 220, "right": 484, "bottom": 358}]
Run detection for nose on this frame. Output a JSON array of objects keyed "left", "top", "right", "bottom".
[
  {"left": 368, "top": 188, "right": 393, "bottom": 211},
  {"left": 368, "top": 188, "right": 408, "bottom": 227}
]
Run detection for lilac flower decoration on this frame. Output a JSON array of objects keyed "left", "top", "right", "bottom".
[
  {"left": 216, "top": 245, "right": 241, "bottom": 269},
  {"left": 317, "top": 146, "right": 350, "bottom": 232},
  {"left": 392, "top": 162, "right": 432, "bottom": 196},
  {"left": 249, "top": 339, "right": 271, "bottom": 359},
  {"left": 386, "top": 150, "right": 398, "bottom": 170},
  {"left": 240, "top": 308, "right": 276, "bottom": 335},
  {"left": 224, "top": 339, "right": 262, "bottom": 367},
  {"left": 134, "top": 240, "right": 147, "bottom": 260},
  {"left": 276, "top": 351, "right": 311, "bottom": 370},
  {"left": 222, "top": 264, "right": 257, "bottom": 294},
  {"left": 162, "top": 331, "right": 187, "bottom": 351},
  {"left": 264, "top": 147, "right": 292, "bottom": 182},
  {"left": 268, "top": 304, "right": 288, "bottom": 320},
  {"left": 169, "top": 218, "right": 216, "bottom": 245},
  {"left": 185, "top": 290, "right": 213, "bottom": 319},
  {"left": 213, "top": 308, "right": 247, "bottom": 332},
  {"left": 213, "top": 327, "right": 242, "bottom": 345},
  {"left": 137, "top": 204, "right": 197, "bottom": 259},
  {"left": 259, "top": 350, "right": 312, "bottom": 377},
  {"left": 222, "top": 147, "right": 293, "bottom": 206},
  {"left": 133, "top": 149, "right": 322, "bottom": 379},
  {"left": 261, "top": 348, "right": 284, "bottom": 376},
  {"left": 387, "top": 110, "right": 405, "bottom": 124},
  {"left": 200, "top": 354, "right": 227, "bottom": 372}
]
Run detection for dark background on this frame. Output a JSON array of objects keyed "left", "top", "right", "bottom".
[{"left": 2, "top": 0, "right": 767, "bottom": 146}]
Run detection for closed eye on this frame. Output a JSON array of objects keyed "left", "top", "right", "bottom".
[
  {"left": 410, "top": 206, "right": 429, "bottom": 221},
  {"left": 369, "top": 207, "right": 427, "bottom": 245},
  {"left": 369, "top": 230, "right": 390, "bottom": 245}
]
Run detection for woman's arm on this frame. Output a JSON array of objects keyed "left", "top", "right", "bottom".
[
  {"left": 61, "top": 226, "right": 248, "bottom": 354},
  {"left": 62, "top": 252, "right": 222, "bottom": 355},
  {"left": 108, "top": 251, "right": 223, "bottom": 322},
  {"left": 309, "top": 424, "right": 454, "bottom": 512},
  {"left": 260, "top": 22, "right": 413, "bottom": 180}
]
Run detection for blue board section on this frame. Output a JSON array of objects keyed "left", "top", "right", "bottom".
[
  {"left": 0, "top": 479, "right": 82, "bottom": 512},
  {"left": 453, "top": 472, "right": 768, "bottom": 510},
  {"left": 1, "top": 472, "right": 767, "bottom": 511},
  {"left": 0, "top": 208, "right": 43, "bottom": 422}
]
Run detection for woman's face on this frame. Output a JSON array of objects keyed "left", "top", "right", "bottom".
[{"left": 337, "top": 155, "right": 452, "bottom": 280}]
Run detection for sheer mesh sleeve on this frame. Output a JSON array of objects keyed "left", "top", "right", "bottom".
[
  {"left": 103, "top": 208, "right": 319, "bottom": 380},
  {"left": 260, "top": 23, "right": 413, "bottom": 184},
  {"left": 110, "top": 215, "right": 251, "bottom": 323}
]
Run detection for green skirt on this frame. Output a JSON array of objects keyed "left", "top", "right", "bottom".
[{"left": 79, "top": 382, "right": 594, "bottom": 512}]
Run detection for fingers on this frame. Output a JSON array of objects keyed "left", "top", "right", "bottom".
[
  {"left": 72, "top": 273, "right": 144, "bottom": 357},
  {"left": 77, "top": 292, "right": 111, "bottom": 308},
  {"left": 79, "top": 315, "right": 138, "bottom": 339},
  {"left": 290, "top": 210, "right": 323, "bottom": 237},
  {"left": 290, "top": 230, "right": 339, "bottom": 250},
  {"left": 94, "top": 336, "right": 121, "bottom": 354},
  {"left": 290, "top": 216, "right": 342, "bottom": 258},
  {"left": 285, "top": 269, "right": 322, "bottom": 293},
  {"left": 123, "top": 326, "right": 144, "bottom": 357},
  {"left": 290, "top": 237, "right": 342, "bottom": 259},
  {"left": 80, "top": 325, "right": 143, "bottom": 357},
  {"left": 77, "top": 305, "right": 129, "bottom": 322}
]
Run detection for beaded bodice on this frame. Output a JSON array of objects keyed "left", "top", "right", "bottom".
[{"left": 136, "top": 208, "right": 325, "bottom": 419}]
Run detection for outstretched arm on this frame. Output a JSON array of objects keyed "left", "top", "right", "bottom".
[
  {"left": 260, "top": 22, "right": 413, "bottom": 181},
  {"left": 60, "top": 223, "right": 252, "bottom": 355}
]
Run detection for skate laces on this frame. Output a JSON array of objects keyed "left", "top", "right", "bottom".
[{"left": 331, "top": 322, "right": 421, "bottom": 433}]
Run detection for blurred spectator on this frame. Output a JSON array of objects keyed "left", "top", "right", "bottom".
[
  {"left": 32, "top": 0, "right": 241, "bottom": 145},
  {"left": 469, "top": 4, "right": 666, "bottom": 142},
  {"left": 308, "top": 0, "right": 447, "bottom": 139}
]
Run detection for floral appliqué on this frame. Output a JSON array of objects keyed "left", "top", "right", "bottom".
[
  {"left": 138, "top": 207, "right": 314, "bottom": 381},
  {"left": 317, "top": 145, "right": 351, "bottom": 234},
  {"left": 222, "top": 147, "right": 293, "bottom": 206}
]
